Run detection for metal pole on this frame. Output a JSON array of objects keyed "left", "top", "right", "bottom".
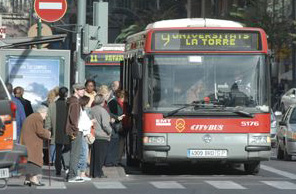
[
  {"left": 201, "top": 0, "right": 206, "bottom": 18},
  {"left": 37, "top": 19, "right": 42, "bottom": 49},
  {"left": 293, "top": 0, "right": 296, "bottom": 87},
  {"left": 76, "top": 0, "right": 86, "bottom": 83},
  {"left": 48, "top": 140, "right": 51, "bottom": 186}
]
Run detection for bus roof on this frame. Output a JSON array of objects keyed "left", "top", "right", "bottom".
[{"left": 145, "top": 18, "right": 244, "bottom": 29}]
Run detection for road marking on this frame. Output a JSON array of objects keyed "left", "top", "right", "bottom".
[
  {"left": 150, "top": 181, "right": 185, "bottom": 189},
  {"left": 39, "top": 2, "right": 62, "bottom": 10},
  {"left": 262, "top": 181, "right": 296, "bottom": 190},
  {"left": 36, "top": 181, "right": 66, "bottom": 189},
  {"left": 93, "top": 181, "right": 126, "bottom": 189},
  {"left": 261, "top": 165, "right": 296, "bottom": 180},
  {"left": 205, "top": 181, "right": 246, "bottom": 189}
]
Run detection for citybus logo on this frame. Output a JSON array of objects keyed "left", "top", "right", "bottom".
[
  {"left": 190, "top": 125, "right": 224, "bottom": 131},
  {"left": 175, "top": 119, "right": 186, "bottom": 132}
]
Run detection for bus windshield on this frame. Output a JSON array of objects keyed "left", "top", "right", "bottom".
[
  {"left": 86, "top": 65, "right": 120, "bottom": 86},
  {"left": 146, "top": 54, "right": 268, "bottom": 111}
]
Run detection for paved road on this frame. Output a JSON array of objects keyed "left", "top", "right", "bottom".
[{"left": 1, "top": 150, "right": 295, "bottom": 194}]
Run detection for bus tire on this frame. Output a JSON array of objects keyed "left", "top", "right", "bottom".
[
  {"left": 141, "top": 162, "right": 154, "bottom": 174},
  {"left": 126, "top": 155, "right": 140, "bottom": 167},
  {"left": 244, "top": 161, "right": 260, "bottom": 175},
  {"left": 277, "top": 143, "right": 284, "bottom": 160}
]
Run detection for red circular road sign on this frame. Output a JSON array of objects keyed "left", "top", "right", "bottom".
[{"left": 34, "top": 0, "right": 67, "bottom": 23}]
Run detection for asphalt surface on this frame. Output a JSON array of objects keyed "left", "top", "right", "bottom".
[{"left": 1, "top": 149, "right": 296, "bottom": 194}]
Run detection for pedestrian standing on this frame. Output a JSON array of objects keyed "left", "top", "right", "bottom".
[
  {"left": 116, "top": 90, "right": 130, "bottom": 165},
  {"left": 77, "top": 96, "right": 92, "bottom": 181},
  {"left": 42, "top": 87, "right": 60, "bottom": 165},
  {"left": 5, "top": 83, "right": 26, "bottom": 143},
  {"left": 13, "top": 86, "right": 33, "bottom": 117},
  {"left": 105, "top": 88, "right": 125, "bottom": 167},
  {"left": 45, "top": 87, "right": 70, "bottom": 176},
  {"left": 22, "top": 106, "right": 51, "bottom": 186},
  {"left": 84, "top": 79, "right": 97, "bottom": 108},
  {"left": 90, "top": 94, "right": 113, "bottom": 178},
  {"left": 65, "top": 83, "right": 85, "bottom": 183}
]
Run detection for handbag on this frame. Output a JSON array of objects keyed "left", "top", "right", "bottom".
[{"left": 85, "top": 133, "right": 95, "bottom": 145}]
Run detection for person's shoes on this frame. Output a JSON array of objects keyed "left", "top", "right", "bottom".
[
  {"left": 80, "top": 176, "right": 91, "bottom": 181},
  {"left": 98, "top": 175, "right": 107, "bottom": 178},
  {"left": 30, "top": 181, "right": 46, "bottom": 186},
  {"left": 68, "top": 177, "right": 85, "bottom": 183},
  {"left": 24, "top": 181, "right": 31, "bottom": 187}
]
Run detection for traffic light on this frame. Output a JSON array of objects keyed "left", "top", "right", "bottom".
[{"left": 82, "top": 24, "right": 100, "bottom": 54}]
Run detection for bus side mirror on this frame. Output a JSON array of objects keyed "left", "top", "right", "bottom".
[{"left": 132, "top": 60, "right": 142, "bottom": 79}]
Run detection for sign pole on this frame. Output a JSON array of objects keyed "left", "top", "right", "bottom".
[
  {"left": 37, "top": 19, "right": 42, "bottom": 49},
  {"left": 77, "top": 0, "right": 86, "bottom": 83}
]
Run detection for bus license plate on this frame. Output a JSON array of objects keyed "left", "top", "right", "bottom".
[
  {"left": 0, "top": 168, "right": 9, "bottom": 178},
  {"left": 187, "top": 149, "right": 227, "bottom": 158}
]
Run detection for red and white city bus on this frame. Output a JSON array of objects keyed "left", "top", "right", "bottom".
[
  {"left": 122, "top": 18, "right": 271, "bottom": 174},
  {"left": 85, "top": 44, "right": 124, "bottom": 85}
]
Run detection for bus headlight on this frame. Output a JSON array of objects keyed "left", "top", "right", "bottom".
[
  {"left": 249, "top": 136, "right": 270, "bottom": 144},
  {"left": 143, "top": 136, "right": 165, "bottom": 144}
]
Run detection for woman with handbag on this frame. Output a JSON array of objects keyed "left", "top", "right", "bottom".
[{"left": 77, "top": 96, "right": 93, "bottom": 181}]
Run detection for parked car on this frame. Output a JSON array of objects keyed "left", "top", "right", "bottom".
[
  {"left": 0, "top": 76, "right": 27, "bottom": 189},
  {"left": 280, "top": 88, "right": 296, "bottom": 112},
  {"left": 277, "top": 105, "right": 296, "bottom": 161},
  {"left": 270, "top": 111, "right": 278, "bottom": 148}
]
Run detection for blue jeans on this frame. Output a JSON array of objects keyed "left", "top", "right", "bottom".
[
  {"left": 77, "top": 136, "right": 88, "bottom": 172},
  {"left": 49, "top": 144, "right": 56, "bottom": 163}
]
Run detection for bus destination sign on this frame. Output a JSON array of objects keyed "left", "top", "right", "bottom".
[
  {"left": 86, "top": 53, "right": 124, "bottom": 64},
  {"left": 152, "top": 30, "right": 261, "bottom": 51}
]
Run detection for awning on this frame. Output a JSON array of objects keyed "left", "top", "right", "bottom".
[{"left": 0, "top": 34, "right": 67, "bottom": 48}]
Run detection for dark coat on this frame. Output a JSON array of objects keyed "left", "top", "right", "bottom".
[
  {"left": 65, "top": 96, "right": 80, "bottom": 137},
  {"left": 17, "top": 97, "right": 33, "bottom": 117},
  {"left": 22, "top": 113, "right": 51, "bottom": 167},
  {"left": 45, "top": 99, "right": 70, "bottom": 145}
]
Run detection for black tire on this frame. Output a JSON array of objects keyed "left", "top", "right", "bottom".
[
  {"left": 141, "top": 162, "right": 154, "bottom": 174},
  {"left": 284, "top": 146, "right": 292, "bottom": 161},
  {"left": 126, "top": 155, "right": 140, "bottom": 167},
  {"left": 244, "top": 161, "right": 260, "bottom": 175},
  {"left": 277, "top": 143, "right": 284, "bottom": 160}
]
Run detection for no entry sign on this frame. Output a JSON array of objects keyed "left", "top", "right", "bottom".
[{"left": 34, "top": 0, "right": 67, "bottom": 23}]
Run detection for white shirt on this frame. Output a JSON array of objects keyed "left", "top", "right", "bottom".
[{"left": 78, "top": 108, "right": 92, "bottom": 136}]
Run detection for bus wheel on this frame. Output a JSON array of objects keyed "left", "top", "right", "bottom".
[
  {"left": 277, "top": 143, "right": 284, "bottom": 160},
  {"left": 244, "top": 161, "right": 260, "bottom": 175},
  {"left": 141, "top": 162, "right": 154, "bottom": 174},
  {"left": 126, "top": 155, "right": 140, "bottom": 167}
]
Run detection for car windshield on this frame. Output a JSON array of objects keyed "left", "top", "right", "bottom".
[
  {"left": 145, "top": 54, "right": 268, "bottom": 111},
  {"left": 85, "top": 65, "right": 120, "bottom": 86}
]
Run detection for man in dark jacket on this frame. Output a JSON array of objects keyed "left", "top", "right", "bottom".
[
  {"left": 65, "top": 83, "right": 85, "bottom": 183},
  {"left": 45, "top": 87, "right": 70, "bottom": 176},
  {"left": 13, "top": 86, "right": 33, "bottom": 117}
]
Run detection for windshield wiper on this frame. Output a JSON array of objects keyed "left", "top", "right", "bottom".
[
  {"left": 163, "top": 101, "right": 224, "bottom": 118},
  {"left": 232, "top": 110, "right": 254, "bottom": 118}
]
